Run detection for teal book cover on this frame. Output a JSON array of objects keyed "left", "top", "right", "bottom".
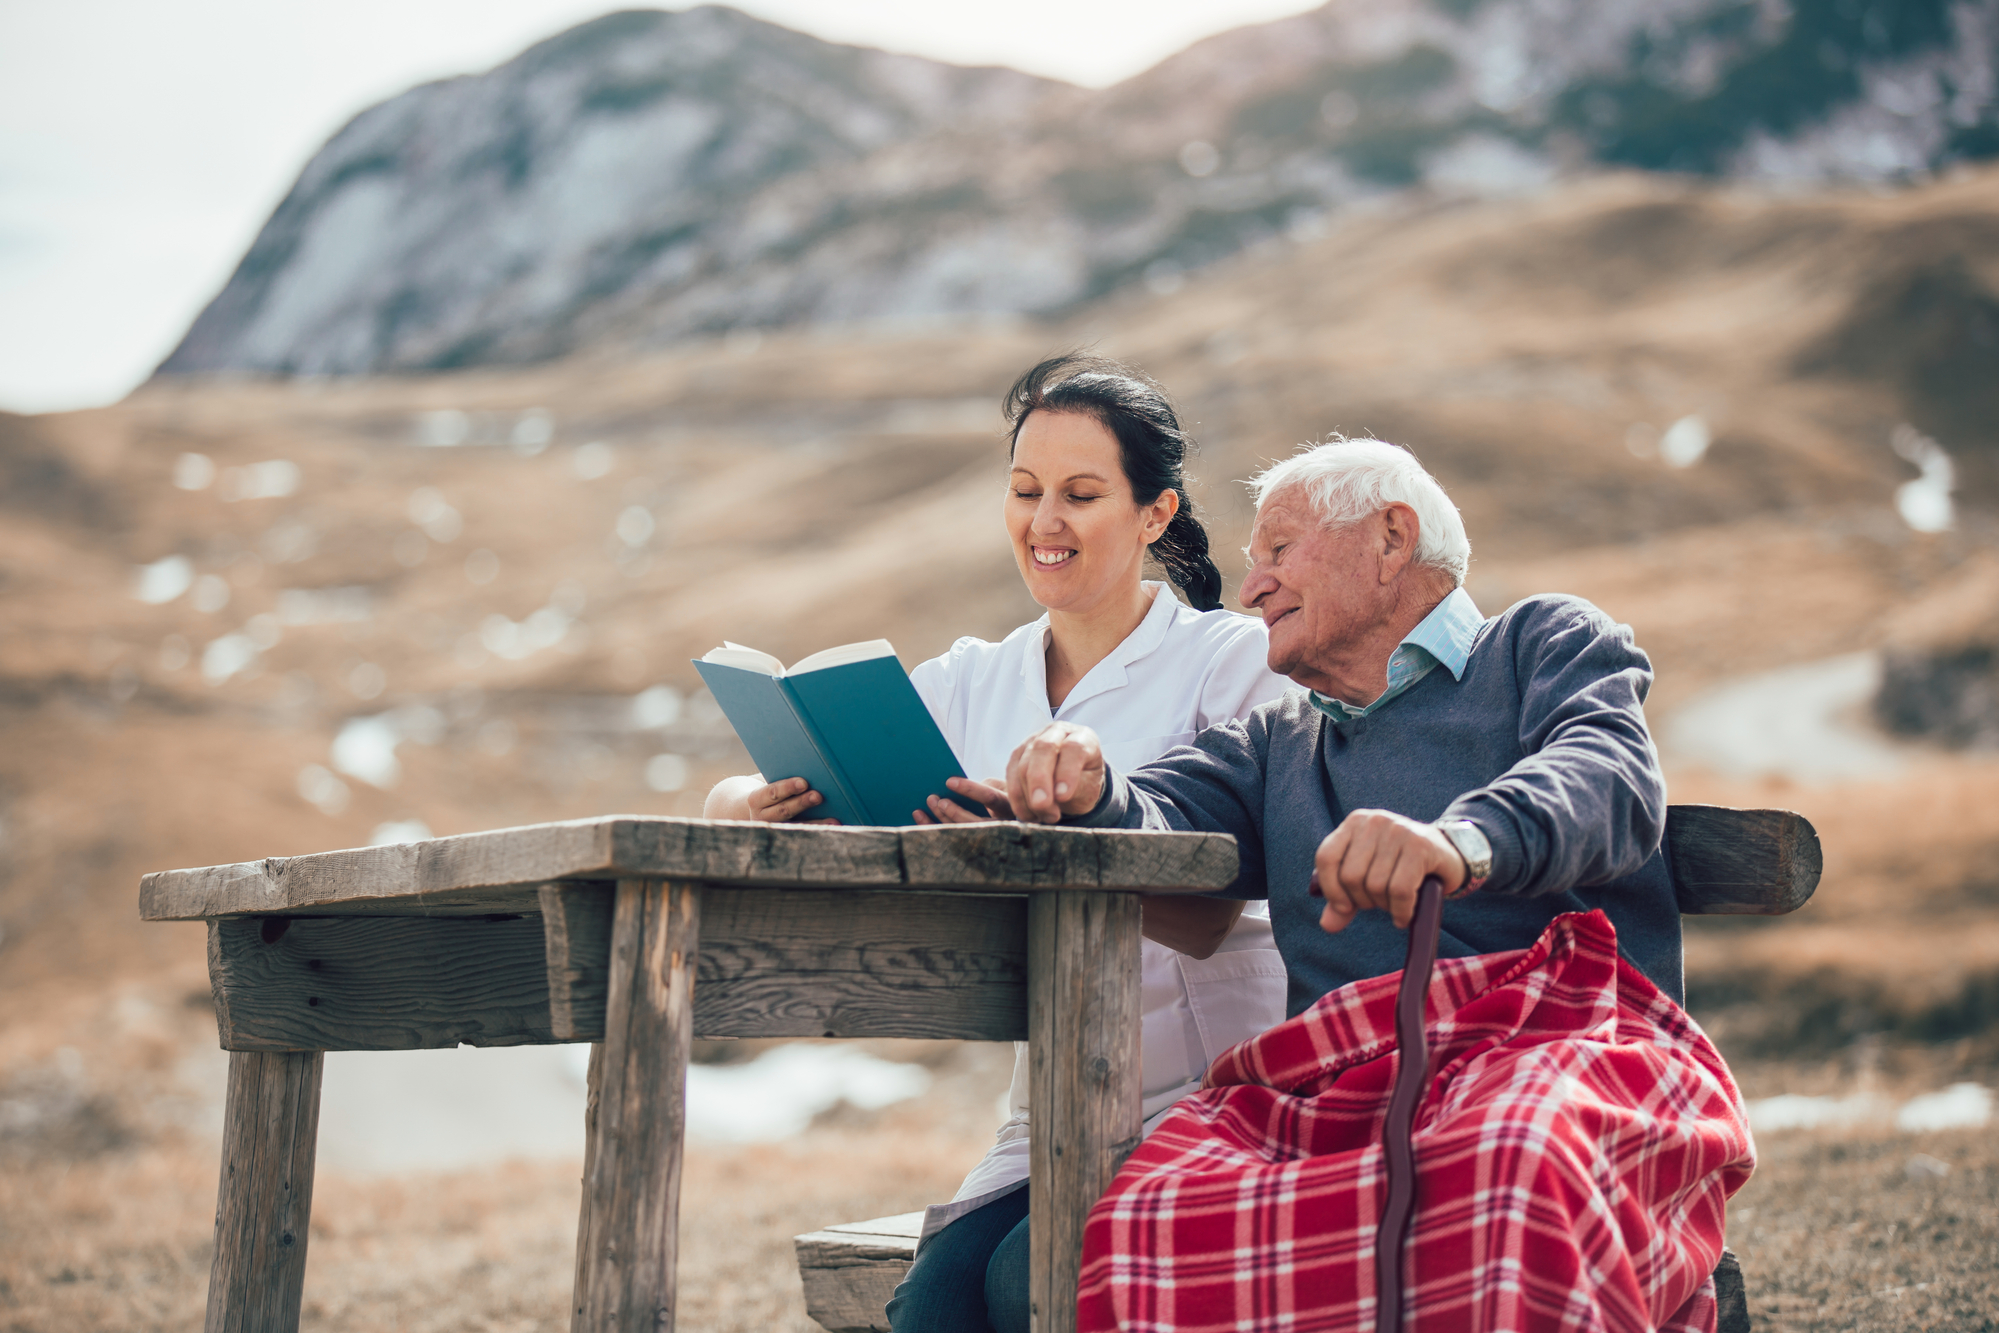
[{"left": 692, "top": 640, "right": 982, "bottom": 826}]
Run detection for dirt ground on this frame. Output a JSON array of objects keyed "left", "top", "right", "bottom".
[{"left": 2, "top": 1046, "right": 1993, "bottom": 1333}]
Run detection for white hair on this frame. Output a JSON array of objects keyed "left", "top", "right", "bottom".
[{"left": 1247, "top": 438, "right": 1470, "bottom": 585}]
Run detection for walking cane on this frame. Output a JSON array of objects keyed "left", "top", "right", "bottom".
[{"left": 1377, "top": 875, "right": 1446, "bottom": 1333}]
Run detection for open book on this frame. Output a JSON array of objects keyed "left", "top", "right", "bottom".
[{"left": 693, "top": 639, "right": 982, "bottom": 826}]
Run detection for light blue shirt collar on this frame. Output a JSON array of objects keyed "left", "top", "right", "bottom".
[{"left": 1309, "top": 586, "right": 1483, "bottom": 722}]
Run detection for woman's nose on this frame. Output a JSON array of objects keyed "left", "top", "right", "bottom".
[{"left": 1031, "top": 498, "right": 1063, "bottom": 533}]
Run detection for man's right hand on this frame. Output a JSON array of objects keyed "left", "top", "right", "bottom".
[{"left": 1005, "top": 722, "right": 1107, "bottom": 824}]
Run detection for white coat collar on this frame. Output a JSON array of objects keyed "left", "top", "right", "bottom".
[{"left": 1023, "top": 582, "right": 1185, "bottom": 715}]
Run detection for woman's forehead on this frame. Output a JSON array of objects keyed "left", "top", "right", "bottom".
[{"left": 1013, "top": 410, "right": 1123, "bottom": 478}]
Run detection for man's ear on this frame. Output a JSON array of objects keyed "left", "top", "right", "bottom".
[{"left": 1378, "top": 503, "right": 1422, "bottom": 583}]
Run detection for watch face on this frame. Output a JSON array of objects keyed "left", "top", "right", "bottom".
[{"left": 1447, "top": 821, "right": 1491, "bottom": 880}]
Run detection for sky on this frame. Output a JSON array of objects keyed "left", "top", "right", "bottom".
[{"left": 0, "top": 0, "right": 1322, "bottom": 415}]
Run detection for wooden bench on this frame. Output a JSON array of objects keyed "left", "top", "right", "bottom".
[{"left": 794, "top": 804, "right": 1820, "bottom": 1333}]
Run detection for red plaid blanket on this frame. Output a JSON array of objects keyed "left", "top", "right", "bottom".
[{"left": 1078, "top": 910, "right": 1753, "bottom": 1332}]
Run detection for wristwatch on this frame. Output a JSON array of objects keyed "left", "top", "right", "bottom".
[{"left": 1438, "top": 820, "right": 1491, "bottom": 897}]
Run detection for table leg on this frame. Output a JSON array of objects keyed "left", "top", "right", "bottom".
[
  {"left": 205, "top": 1050, "right": 323, "bottom": 1333},
  {"left": 572, "top": 878, "right": 700, "bottom": 1332},
  {"left": 1028, "top": 891, "right": 1143, "bottom": 1333}
]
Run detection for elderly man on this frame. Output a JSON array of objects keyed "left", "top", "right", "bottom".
[{"left": 1004, "top": 440, "right": 1751, "bottom": 1332}]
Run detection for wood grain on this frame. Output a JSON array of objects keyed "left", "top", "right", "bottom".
[
  {"left": 1715, "top": 1248, "right": 1750, "bottom": 1333},
  {"left": 1028, "top": 890, "right": 1142, "bottom": 1333},
  {"left": 143, "top": 818, "right": 1240, "bottom": 921},
  {"left": 1666, "top": 806, "right": 1822, "bottom": 915},
  {"left": 569, "top": 1042, "right": 604, "bottom": 1333},
  {"left": 901, "top": 822, "right": 1239, "bottom": 892},
  {"left": 573, "top": 879, "right": 698, "bottom": 1333},
  {"left": 695, "top": 890, "right": 1027, "bottom": 1039},
  {"left": 141, "top": 817, "right": 905, "bottom": 921},
  {"left": 793, "top": 1216, "right": 919, "bottom": 1333},
  {"left": 205, "top": 1051, "right": 322, "bottom": 1333},
  {"left": 543, "top": 887, "right": 1030, "bottom": 1042},
  {"left": 541, "top": 882, "right": 615, "bottom": 1041},
  {"left": 207, "top": 914, "right": 558, "bottom": 1052}
]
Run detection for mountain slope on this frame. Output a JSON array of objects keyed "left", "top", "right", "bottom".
[
  {"left": 157, "top": 6, "right": 1058, "bottom": 376},
  {"left": 156, "top": 0, "right": 1999, "bottom": 379}
]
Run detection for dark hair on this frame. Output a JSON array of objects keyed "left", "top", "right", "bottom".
[{"left": 1002, "top": 353, "right": 1225, "bottom": 612}]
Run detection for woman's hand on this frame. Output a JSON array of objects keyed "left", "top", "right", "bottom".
[
  {"left": 703, "top": 774, "right": 840, "bottom": 824},
  {"left": 911, "top": 776, "right": 1014, "bottom": 824}
]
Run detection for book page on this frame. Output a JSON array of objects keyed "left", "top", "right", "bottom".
[
  {"left": 787, "top": 639, "right": 898, "bottom": 676},
  {"left": 700, "top": 642, "right": 786, "bottom": 675}
]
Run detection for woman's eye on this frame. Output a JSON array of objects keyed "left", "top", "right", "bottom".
[
  {"left": 1067, "top": 493, "right": 1102, "bottom": 503},
  {"left": 1013, "top": 490, "right": 1041, "bottom": 501}
]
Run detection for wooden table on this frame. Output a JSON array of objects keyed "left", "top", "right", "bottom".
[{"left": 140, "top": 816, "right": 1239, "bottom": 1333}]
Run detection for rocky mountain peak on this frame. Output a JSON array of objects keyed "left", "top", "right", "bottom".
[{"left": 159, "top": 5, "right": 1060, "bottom": 378}]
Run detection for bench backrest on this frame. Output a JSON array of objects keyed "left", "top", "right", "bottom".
[{"left": 1665, "top": 805, "right": 1820, "bottom": 916}]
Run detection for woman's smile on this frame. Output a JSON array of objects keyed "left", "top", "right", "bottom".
[{"left": 1032, "top": 546, "right": 1077, "bottom": 567}]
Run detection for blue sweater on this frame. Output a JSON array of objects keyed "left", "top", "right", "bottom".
[{"left": 1075, "top": 594, "right": 1683, "bottom": 1016}]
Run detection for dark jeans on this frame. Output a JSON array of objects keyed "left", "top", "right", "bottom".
[{"left": 883, "top": 1186, "right": 1031, "bottom": 1333}]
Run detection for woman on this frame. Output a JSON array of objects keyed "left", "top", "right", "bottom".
[{"left": 704, "top": 353, "right": 1290, "bottom": 1333}]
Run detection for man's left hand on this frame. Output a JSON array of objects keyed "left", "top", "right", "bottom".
[{"left": 1313, "top": 809, "right": 1468, "bottom": 933}]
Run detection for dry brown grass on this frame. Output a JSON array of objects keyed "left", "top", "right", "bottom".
[
  {"left": 6, "top": 1097, "right": 1995, "bottom": 1332},
  {"left": 0, "top": 1064, "right": 1001, "bottom": 1333},
  {"left": 1731, "top": 1126, "right": 1999, "bottom": 1333}
]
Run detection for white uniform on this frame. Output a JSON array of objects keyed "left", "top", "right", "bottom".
[{"left": 909, "top": 582, "right": 1294, "bottom": 1242}]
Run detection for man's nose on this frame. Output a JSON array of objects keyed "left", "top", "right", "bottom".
[{"left": 1239, "top": 565, "right": 1273, "bottom": 609}]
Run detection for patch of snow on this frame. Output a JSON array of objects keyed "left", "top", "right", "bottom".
[
  {"left": 1658, "top": 415, "right": 1710, "bottom": 469},
  {"left": 132, "top": 555, "right": 193, "bottom": 604},
  {"left": 200, "top": 633, "right": 259, "bottom": 685},
  {"left": 172, "top": 453, "right": 215, "bottom": 490},
  {"left": 1895, "top": 1083, "right": 1992, "bottom": 1133},
  {"left": 369, "top": 819, "right": 434, "bottom": 846},
  {"left": 1663, "top": 653, "right": 1906, "bottom": 784},
  {"left": 1747, "top": 1091, "right": 1894, "bottom": 1133},
  {"left": 1747, "top": 1083, "right": 1994, "bottom": 1135},
  {"left": 219, "top": 460, "right": 300, "bottom": 501}
]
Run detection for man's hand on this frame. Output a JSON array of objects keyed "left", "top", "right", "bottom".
[
  {"left": 1312, "top": 809, "right": 1467, "bottom": 932},
  {"left": 1005, "top": 722, "right": 1106, "bottom": 824}
]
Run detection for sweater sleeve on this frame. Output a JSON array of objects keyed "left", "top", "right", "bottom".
[
  {"left": 1071, "top": 714, "right": 1273, "bottom": 899},
  {"left": 1442, "top": 600, "right": 1666, "bottom": 898}
]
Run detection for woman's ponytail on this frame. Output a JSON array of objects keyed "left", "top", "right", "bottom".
[
  {"left": 1152, "top": 496, "right": 1225, "bottom": 611},
  {"left": 1005, "top": 352, "right": 1228, "bottom": 614}
]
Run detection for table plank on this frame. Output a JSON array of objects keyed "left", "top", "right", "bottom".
[
  {"left": 207, "top": 914, "right": 560, "bottom": 1052},
  {"left": 140, "top": 817, "right": 906, "bottom": 920},
  {"left": 141, "top": 819, "right": 1239, "bottom": 920},
  {"left": 544, "top": 886, "right": 1029, "bottom": 1042},
  {"left": 901, "top": 822, "right": 1239, "bottom": 892}
]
